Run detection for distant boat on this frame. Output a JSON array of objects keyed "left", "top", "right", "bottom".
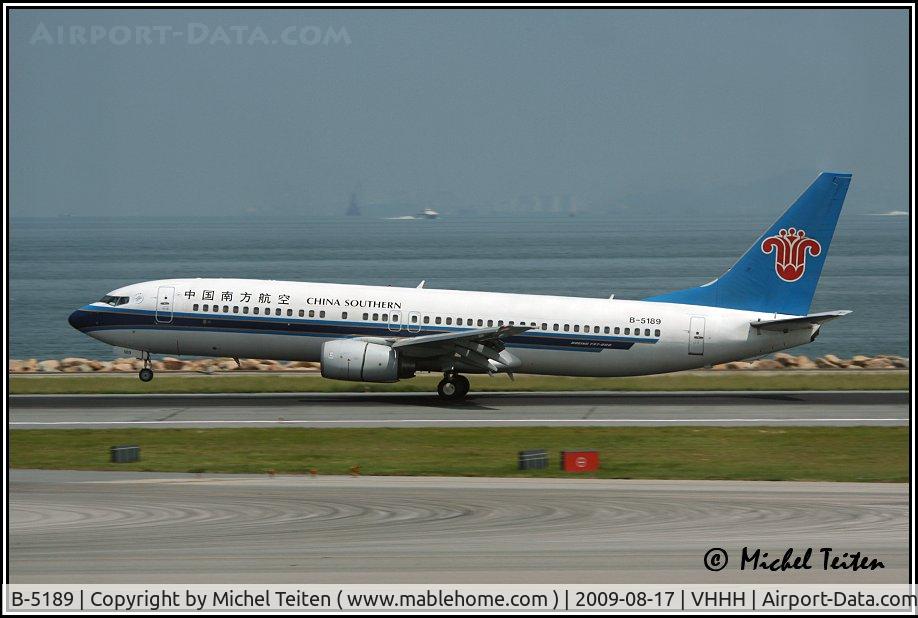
[
  {"left": 384, "top": 208, "right": 440, "bottom": 221},
  {"left": 867, "top": 210, "right": 908, "bottom": 216}
]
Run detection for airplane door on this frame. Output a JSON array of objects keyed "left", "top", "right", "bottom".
[
  {"left": 688, "top": 316, "right": 705, "bottom": 355},
  {"left": 406, "top": 311, "right": 421, "bottom": 333},
  {"left": 156, "top": 286, "right": 175, "bottom": 324}
]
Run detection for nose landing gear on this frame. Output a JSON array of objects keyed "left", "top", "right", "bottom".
[
  {"left": 138, "top": 352, "right": 154, "bottom": 382},
  {"left": 437, "top": 373, "right": 470, "bottom": 401}
]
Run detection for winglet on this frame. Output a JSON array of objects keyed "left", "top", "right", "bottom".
[{"left": 496, "top": 325, "right": 531, "bottom": 338}]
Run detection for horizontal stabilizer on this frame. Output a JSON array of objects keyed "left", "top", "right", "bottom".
[{"left": 751, "top": 310, "right": 851, "bottom": 332}]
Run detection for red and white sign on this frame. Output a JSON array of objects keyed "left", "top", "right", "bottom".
[{"left": 561, "top": 451, "right": 599, "bottom": 472}]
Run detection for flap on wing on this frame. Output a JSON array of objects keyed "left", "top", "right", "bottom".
[
  {"left": 751, "top": 310, "right": 851, "bottom": 332},
  {"left": 392, "top": 325, "right": 530, "bottom": 350}
]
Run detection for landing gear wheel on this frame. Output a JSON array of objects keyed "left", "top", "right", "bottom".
[
  {"left": 454, "top": 374, "right": 470, "bottom": 398},
  {"left": 437, "top": 374, "right": 469, "bottom": 401},
  {"left": 139, "top": 367, "right": 154, "bottom": 382}
]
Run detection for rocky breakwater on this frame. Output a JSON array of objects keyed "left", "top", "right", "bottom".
[
  {"left": 712, "top": 353, "right": 909, "bottom": 370},
  {"left": 9, "top": 357, "right": 321, "bottom": 373}
]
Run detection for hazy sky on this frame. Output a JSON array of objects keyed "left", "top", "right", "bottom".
[{"left": 9, "top": 8, "right": 910, "bottom": 216}]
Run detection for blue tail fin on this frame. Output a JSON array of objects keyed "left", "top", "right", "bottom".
[{"left": 645, "top": 172, "right": 851, "bottom": 315}]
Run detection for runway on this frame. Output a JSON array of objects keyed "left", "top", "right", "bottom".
[
  {"left": 9, "top": 391, "right": 909, "bottom": 428},
  {"left": 9, "top": 470, "right": 907, "bottom": 584}
]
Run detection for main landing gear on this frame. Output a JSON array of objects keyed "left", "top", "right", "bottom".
[
  {"left": 437, "top": 373, "right": 470, "bottom": 401},
  {"left": 138, "top": 353, "right": 154, "bottom": 382}
]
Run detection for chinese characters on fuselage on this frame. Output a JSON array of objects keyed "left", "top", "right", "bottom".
[{"left": 182, "top": 290, "right": 400, "bottom": 310}]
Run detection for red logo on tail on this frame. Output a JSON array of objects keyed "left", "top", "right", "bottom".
[{"left": 761, "top": 228, "right": 821, "bottom": 282}]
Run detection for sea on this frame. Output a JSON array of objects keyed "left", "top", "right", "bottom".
[{"left": 8, "top": 212, "right": 910, "bottom": 361}]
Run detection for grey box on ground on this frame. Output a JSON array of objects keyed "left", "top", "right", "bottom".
[
  {"left": 110, "top": 445, "right": 140, "bottom": 463},
  {"left": 518, "top": 449, "right": 549, "bottom": 470}
]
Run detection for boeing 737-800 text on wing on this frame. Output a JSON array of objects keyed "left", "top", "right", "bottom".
[{"left": 69, "top": 172, "right": 852, "bottom": 400}]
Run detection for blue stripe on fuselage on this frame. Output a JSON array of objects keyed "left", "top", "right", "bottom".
[{"left": 74, "top": 305, "right": 657, "bottom": 351}]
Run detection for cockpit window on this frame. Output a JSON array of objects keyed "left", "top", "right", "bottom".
[{"left": 99, "top": 295, "right": 130, "bottom": 306}]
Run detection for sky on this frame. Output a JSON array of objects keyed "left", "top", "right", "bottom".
[{"left": 8, "top": 8, "right": 911, "bottom": 217}]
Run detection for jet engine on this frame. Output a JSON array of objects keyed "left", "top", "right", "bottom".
[{"left": 320, "top": 339, "right": 415, "bottom": 382}]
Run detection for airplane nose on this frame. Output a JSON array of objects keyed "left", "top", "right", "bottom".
[{"left": 68, "top": 308, "right": 94, "bottom": 331}]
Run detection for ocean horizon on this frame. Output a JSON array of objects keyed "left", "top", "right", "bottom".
[{"left": 9, "top": 212, "right": 909, "bottom": 361}]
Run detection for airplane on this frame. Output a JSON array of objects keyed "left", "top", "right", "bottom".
[{"left": 68, "top": 172, "right": 852, "bottom": 400}]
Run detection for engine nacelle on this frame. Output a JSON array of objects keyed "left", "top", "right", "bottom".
[{"left": 321, "top": 339, "right": 413, "bottom": 382}]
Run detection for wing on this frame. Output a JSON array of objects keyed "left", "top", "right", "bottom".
[
  {"left": 391, "top": 325, "right": 530, "bottom": 373},
  {"left": 751, "top": 310, "right": 851, "bottom": 332}
]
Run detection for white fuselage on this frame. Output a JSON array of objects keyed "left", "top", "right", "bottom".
[{"left": 73, "top": 278, "right": 815, "bottom": 376}]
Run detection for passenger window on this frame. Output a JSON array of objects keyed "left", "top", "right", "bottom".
[
  {"left": 541, "top": 323, "right": 547, "bottom": 330},
  {"left": 298, "top": 309, "right": 304, "bottom": 317},
  {"left": 655, "top": 329, "right": 661, "bottom": 337},
  {"left": 264, "top": 307, "right": 269, "bottom": 315},
  {"left": 624, "top": 328, "right": 630, "bottom": 335},
  {"left": 574, "top": 325, "right": 580, "bottom": 332},
  {"left": 382, "top": 313, "right": 389, "bottom": 321},
  {"left": 477, "top": 319, "right": 484, "bottom": 326},
  {"left": 487, "top": 320, "right": 493, "bottom": 327},
  {"left": 243, "top": 306, "right": 249, "bottom": 314},
  {"left": 614, "top": 326, "right": 620, "bottom": 334},
  {"left": 457, "top": 318, "right": 463, "bottom": 326},
  {"left": 424, "top": 316, "right": 430, "bottom": 324},
  {"left": 287, "top": 309, "right": 293, "bottom": 317},
  {"left": 203, "top": 304, "right": 209, "bottom": 311},
  {"left": 319, "top": 311, "right": 325, "bottom": 318},
  {"left": 435, "top": 317, "right": 442, "bottom": 325},
  {"left": 342, "top": 311, "right": 348, "bottom": 319},
  {"left": 645, "top": 328, "right": 651, "bottom": 336},
  {"left": 392, "top": 313, "right": 399, "bottom": 322},
  {"left": 563, "top": 324, "right": 570, "bottom": 332},
  {"left": 553, "top": 324, "right": 559, "bottom": 331},
  {"left": 594, "top": 326, "right": 600, "bottom": 333},
  {"left": 363, "top": 313, "right": 369, "bottom": 320},
  {"left": 273, "top": 308, "right": 279, "bottom": 316},
  {"left": 254, "top": 307, "right": 260, "bottom": 315},
  {"left": 497, "top": 320, "right": 504, "bottom": 327},
  {"left": 411, "top": 315, "right": 418, "bottom": 323},
  {"left": 604, "top": 326, "right": 610, "bottom": 334},
  {"left": 232, "top": 306, "right": 238, "bottom": 313},
  {"left": 446, "top": 317, "right": 452, "bottom": 325},
  {"left": 373, "top": 313, "right": 379, "bottom": 321},
  {"left": 212, "top": 305, "right": 218, "bottom": 313},
  {"left": 309, "top": 310, "right": 315, "bottom": 318},
  {"left": 223, "top": 305, "right": 229, "bottom": 313},
  {"left": 193, "top": 304, "right": 199, "bottom": 311}
]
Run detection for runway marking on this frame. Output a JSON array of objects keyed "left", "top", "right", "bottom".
[{"left": 10, "top": 418, "right": 908, "bottom": 426}]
